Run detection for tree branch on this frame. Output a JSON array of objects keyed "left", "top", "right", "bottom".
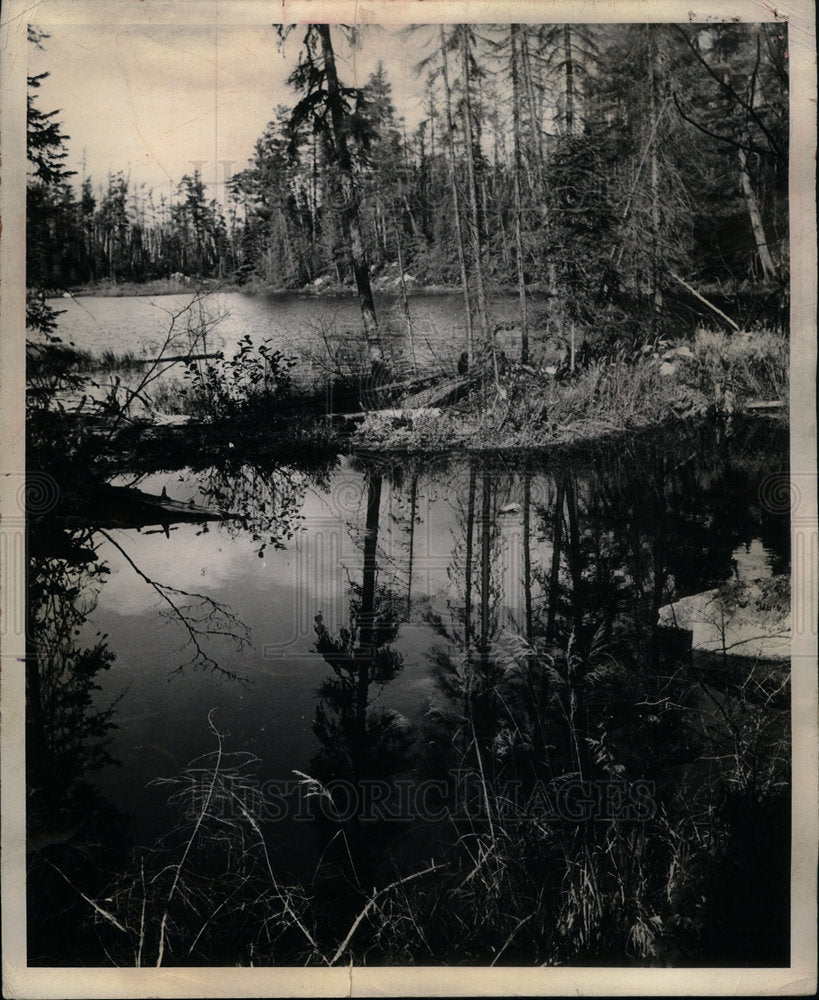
[
  {"left": 97, "top": 529, "right": 250, "bottom": 677},
  {"left": 672, "top": 25, "right": 783, "bottom": 159},
  {"left": 672, "top": 92, "right": 774, "bottom": 158}
]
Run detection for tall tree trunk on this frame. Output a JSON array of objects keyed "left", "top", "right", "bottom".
[
  {"left": 510, "top": 25, "right": 530, "bottom": 364},
  {"left": 563, "top": 473, "right": 591, "bottom": 781},
  {"left": 564, "top": 474, "right": 584, "bottom": 642},
  {"left": 738, "top": 147, "right": 777, "bottom": 281},
  {"left": 317, "top": 24, "right": 383, "bottom": 365},
  {"left": 440, "top": 26, "right": 474, "bottom": 366},
  {"left": 647, "top": 25, "right": 663, "bottom": 331},
  {"left": 649, "top": 459, "right": 668, "bottom": 669},
  {"left": 459, "top": 25, "right": 496, "bottom": 386},
  {"left": 401, "top": 195, "right": 422, "bottom": 243},
  {"left": 520, "top": 29, "right": 545, "bottom": 189},
  {"left": 520, "top": 29, "right": 551, "bottom": 289},
  {"left": 310, "top": 133, "right": 318, "bottom": 251},
  {"left": 563, "top": 25, "right": 576, "bottom": 136},
  {"left": 480, "top": 468, "right": 492, "bottom": 658},
  {"left": 426, "top": 81, "right": 437, "bottom": 160},
  {"left": 357, "top": 472, "right": 382, "bottom": 725},
  {"left": 406, "top": 475, "right": 418, "bottom": 619},
  {"left": 392, "top": 204, "right": 418, "bottom": 374}
]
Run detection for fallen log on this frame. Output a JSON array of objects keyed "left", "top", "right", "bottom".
[
  {"left": 331, "top": 406, "right": 443, "bottom": 424},
  {"left": 48, "top": 483, "right": 232, "bottom": 532},
  {"left": 401, "top": 373, "right": 477, "bottom": 409},
  {"left": 669, "top": 271, "right": 740, "bottom": 331},
  {"left": 745, "top": 399, "right": 784, "bottom": 410},
  {"left": 125, "top": 352, "right": 223, "bottom": 365}
]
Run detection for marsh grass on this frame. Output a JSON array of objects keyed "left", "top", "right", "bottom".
[{"left": 66, "top": 603, "right": 789, "bottom": 968}]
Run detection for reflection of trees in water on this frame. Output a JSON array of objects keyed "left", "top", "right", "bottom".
[
  {"left": 306, "top": 455, "right": 463, "bottom": 792},
  {"left": 24, "top": 417, "right": 791, "bottom": 966},
  {"left": 408, "top": 420, "right": 790, "bottom": 964},
  {"left": 310, "top": 472, "right": 413, "bottom": 788},
  {"left": 28, "top": 528, "right": 117, "bottom": 784},
  {"left": 195, "top": 455, "right": 336, "bottom": 559},
  {"left": 26, "top": 508, "right": 258, "bottom": 961},
  {"left": 305, "top": 470, "right": 417, "bottom": 948},
  {"left": 428, "top": 421, "right": 789, "bottom": 780}
]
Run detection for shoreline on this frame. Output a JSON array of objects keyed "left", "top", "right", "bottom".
[{"left": 53, "top": 278, "right": 553, "bottom": 301}]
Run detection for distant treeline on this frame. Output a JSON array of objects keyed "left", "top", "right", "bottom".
[{"left": 28, "top": 23, "right": 788, "bottom": 343}]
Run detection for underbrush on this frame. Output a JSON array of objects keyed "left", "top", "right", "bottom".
[
  {"left": 352, "top": 326, "right": 788, "bottom": 451},
  {"left": 36, "top": 321, "right": 787, "bottom": 453},
  {"left": 685, "top": 327, "right": 788, "bottom": 403}
]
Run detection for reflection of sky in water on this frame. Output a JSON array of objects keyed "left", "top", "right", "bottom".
[
  {"left": 731, "top": 537, "right": 775, "bottom": 579},
  {"left": 87, "top": 450, "right": 783, "bottom": 864},
  {"left": 88, "top": 468, "right": 463, "bottom": 857}
]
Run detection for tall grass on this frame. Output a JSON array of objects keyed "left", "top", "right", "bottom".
[
  {"left": 26, "top": 343, "right": 148, "bottom": 374},
  {"left": 63, "top": 592, "right": 789, "bottom": 968},
  {"left": 687, "top": 327, "right": 788, "bottom": 403},
  {"left": 351, "top": 325, "right": 788, "bottom": 450}
]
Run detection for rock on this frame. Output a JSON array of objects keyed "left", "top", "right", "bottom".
[
  {"left": 664, "top": 345, "right": 695, "bottom": 360},
  {"left": 659, "top": 361, "right": 676, "bottom": 377},
  {"left": 658, "top": 578, "right": 790, "bottom": 660}
]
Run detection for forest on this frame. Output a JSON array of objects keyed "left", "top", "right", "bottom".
[
  {"left": 28, "top": 22, "right": 788, "bottom": 351},
  {"left": 22, "top": 20, "right": 794, "bottom": 974}
]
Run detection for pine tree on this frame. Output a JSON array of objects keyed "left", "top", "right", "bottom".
[{"left": 279, "top": 23, "right": 384, "bottom": 366}]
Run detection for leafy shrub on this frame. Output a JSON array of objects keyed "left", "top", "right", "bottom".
[{"left": 184, "top": 334, "right": 297, "bottom": 422}]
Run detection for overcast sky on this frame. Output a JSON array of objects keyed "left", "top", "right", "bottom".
[{"left": 28, "top": 22, "right": 428, "bottom": 203}]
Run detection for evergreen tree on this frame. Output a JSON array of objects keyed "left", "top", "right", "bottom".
[{"left": 279, "top": 23, "right": 384, "bottom": 364}]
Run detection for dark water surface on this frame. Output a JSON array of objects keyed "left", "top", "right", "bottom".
[{"left": 27, "top": 417, "right": 791, "bottom": 966}]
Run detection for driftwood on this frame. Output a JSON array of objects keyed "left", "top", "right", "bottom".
[
  {"left": 329, "top": 372, "right": 475, "bottom": 423},
  {"left": 745, "top": 399, "right": 784, "bottom": 410},
  {"left": 401, "top": 373, "right": 476, "bottom": 409},
  {"left": 332, "top": 406, "right": 443, "bottom": 424}
]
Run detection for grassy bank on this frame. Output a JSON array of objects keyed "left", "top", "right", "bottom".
[
  {"left": 348, "top": 328, "right": 787, "bottom": 451},
  {"left": 31, "top": 326, "right": 787, "bottom": 457}
]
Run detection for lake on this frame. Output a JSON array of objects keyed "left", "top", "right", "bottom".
[
  {"left": 27, "top": 416, "right": 791, "bottom": 966},
  {"left": 48, "top": 289, "right": 547, "bottom": 374}
]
